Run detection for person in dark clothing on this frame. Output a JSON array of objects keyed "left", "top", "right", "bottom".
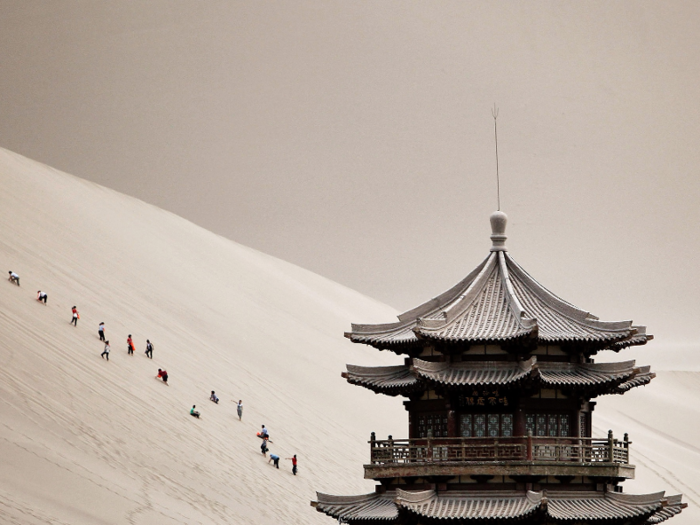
[
  {"left": 268, "top": 454, "right": 280, "bottom": 468},
  {"left": 145, "top": 340, "right": 153, "bottom": 359},
  {"left": 98, "top": 322, "right": 105, "bottom": 341},
  {"left": 261, "top": 437, "right": 269, "bottom": 456}
]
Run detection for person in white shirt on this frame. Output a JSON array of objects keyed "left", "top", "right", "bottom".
[
  {"left": 8, "top": 271, "right": 19, "bottom": 286},
  {"left": 101, "top": 341, "right": 110, "bottom": 361},
  {"left": 37, "top": 291, "right": 47, "bottom": 304}
]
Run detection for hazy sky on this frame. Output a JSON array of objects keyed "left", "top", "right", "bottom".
[{"left": 1, "top": 1, "right": 699, "bottom": 355}]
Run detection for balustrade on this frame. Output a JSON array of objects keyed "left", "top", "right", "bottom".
[{"left": 368, "top": 430, "right": 630, "bottom": 466}]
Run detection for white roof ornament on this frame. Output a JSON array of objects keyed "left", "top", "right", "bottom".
[{"left": 490, "top": 211, "right": 508, "bottom": 252}]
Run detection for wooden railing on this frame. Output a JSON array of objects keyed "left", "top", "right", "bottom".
[{"left": 368, "top": 431, "right": 630, "bottom": 465}]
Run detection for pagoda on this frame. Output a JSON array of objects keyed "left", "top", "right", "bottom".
[{"left": 312, "top": 211, "right": 685, "bottom": 524}]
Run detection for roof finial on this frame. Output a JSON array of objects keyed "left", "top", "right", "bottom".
[
  {"left": 490, "top": 210, "right": 508, "bottom": 252},
  {"left": 492, "top": 104, "right": 501, "bottom": 211}
]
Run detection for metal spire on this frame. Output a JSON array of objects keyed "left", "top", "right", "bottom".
[{"left": 492, "top": 104, "right": 500, "bottom": 211}]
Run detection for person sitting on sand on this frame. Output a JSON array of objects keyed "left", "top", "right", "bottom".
[
  {"left": 268, "top": 453, "right": 280, "bottom": 468},
  {"left": 210, "top": 391, "right": 219, "bottom": 403},
  {"left": 101, "top": 341, "right": 110, "bottom": 361},
  {"left": 190, "top": 405, "right": 200, "bottom": 418},
  {"left": 8, "top": 271, "right": 19, "bottom": 286},
  {"left": 36, "top": 291, "right": 47, "bottom": 304},
  {"left": 156, "top": 368, "right": 168, "bottom": 385}
]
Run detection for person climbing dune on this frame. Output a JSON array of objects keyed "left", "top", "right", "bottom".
[
  {"left": 145, "top": 339, "right": 153, "bottom": 359},
  {"left": 98, "top": 322, "right": 105, "bottom": 341},
  {"left": 101, "top": 341, "right": 110, "bottom": 361},
  {"left": 8, "top": 271, "right": 19, "bottom": 286},
  {"left": 210, "top": 391, "right": 219, "bottom": 403},
  {"left": 71, "top": 306, "right": 79, "bottom": 326},
  {"left": 36, "top": 290, "right": 47, "bottom": 304},
  {"left": 156, "top": 368, "right": 169, "bottom": 385},
  {"left": 127, "top": 334, "right": 135, "bottom": 355}
]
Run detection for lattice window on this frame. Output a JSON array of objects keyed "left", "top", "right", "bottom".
[
  {"left": 527, "top": 413, "right": 572, "bottom": 437},
  {"left": 525, "top": 414, "right": 536, "bottom": 435},
  {"left": 501, "top": 414, "right": 514, "bottom": 437},
  {"left": 417, "top": 413, "right": 448, "bottom": 438},
  {"left": 459, "top": 414, "right": 472, "bottom": 437},
  {"left": 536, "top": 415, "right": 547, "bottom": 436},
  {"left": 474, "top": 414, "right": 486, "bottom": 437},
  {"left": 559, "top": 415, "right": 570, "bottom": 437},
  {"left": 460, "top": 413, "right": 513, "bottom": 437}
]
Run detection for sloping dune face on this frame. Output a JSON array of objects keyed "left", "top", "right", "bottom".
[{"left": 0, "top": 147, "right": 404, "bottom": 524}]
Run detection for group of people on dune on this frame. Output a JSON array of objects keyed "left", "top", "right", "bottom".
[{"left": 8, "top": 269, "right": 299, "bottom": 476}]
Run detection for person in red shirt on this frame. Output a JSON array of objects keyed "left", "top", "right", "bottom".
[
  {"left": 127, "top": 335, "right": 135, "bottom": 355},
  {"left": 156, "top": 368, "right": 168, "bottom": 385},
  {"left": 286, "top": 454, "right": 297, "bottom": 475},
  {"left": 71, "top": 306, "right": 79, "bottom": 326}
]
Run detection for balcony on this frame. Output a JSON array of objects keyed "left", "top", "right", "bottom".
[{"left": 364, "top": 431, "right": 634, "bottom": 480}]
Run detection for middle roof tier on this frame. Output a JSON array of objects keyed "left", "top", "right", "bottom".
[{"left": 342, "top": 357, "right": 654, "bottom": 398}]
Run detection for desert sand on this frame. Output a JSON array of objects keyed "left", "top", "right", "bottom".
[{"left": 0, "top": 147, "right": 695, "bottom": 523}]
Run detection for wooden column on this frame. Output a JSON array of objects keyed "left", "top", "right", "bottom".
[
  {"left": 447, "top": 408, "right": 457, "bottom": 437},
  {"left": 514, "top": 407, "right": 526, "bottom": 437}
]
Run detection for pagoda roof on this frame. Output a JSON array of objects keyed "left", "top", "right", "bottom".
[
  {"left": 313, "top": 489, "right": 685, "bottom": 524},
  {"left": 346, "top": 212, "right": 650, "bottom": 354},
  {"left": 343, "top": 357, "right": 654, "bottom": 397}
]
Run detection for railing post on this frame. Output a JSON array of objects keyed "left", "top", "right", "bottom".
[
  {"left": 370, "top": 432, "right": 376, "bottom": 464},
  {"left": 608, "top": 430, "right": 614, "bottom": 463},
  {"left": 427, "top": 428, "right": 433, "bottom": 460},
  {"left": 624, "top": 433, "right": 629, "bottom": 463},
  {"left": 388, "top": 435, "right": 394, "bottom": 463},
  {"left": 527, "top": 430, "right": 533, "bottom": 461}
]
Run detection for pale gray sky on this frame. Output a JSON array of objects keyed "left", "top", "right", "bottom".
[{"left": 1, "top": 1, "right": 699, "bottom": 356}]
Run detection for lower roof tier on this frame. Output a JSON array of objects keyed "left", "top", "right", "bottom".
[
  {"left": 312, "top": 489, "right": 685, "bottom": 524},
  {"left": 343, "top": 357, "right": 654, "bottom": 397}
]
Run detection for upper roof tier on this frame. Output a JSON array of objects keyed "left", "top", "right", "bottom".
[{"left": 346, "top": 212, "right": 651, "bottom": 354}]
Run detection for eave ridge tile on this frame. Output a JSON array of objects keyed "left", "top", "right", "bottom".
[
  {"left": 394, "top": 488, "right": 436, "bottom": 504},
  {"left": 441, "top": 253, "right": 499, "bottom": 325},
  {"left": 606, "top": 491, "right": 666, "bottom": 505},
  {"left": 396, "top": 256, "right": 491, "bottom": 323},
  {"left": 346, "top": 363, "right": 410, "bottom": 376},
  {"left": 576, "top": 360, "right": 637, "bottom": 373},
  {"left": 315, "top": 491, "right": 381, "bottom": 505},
  {"left": 505, "top": 254, "right": 637, "bottom": 333}
]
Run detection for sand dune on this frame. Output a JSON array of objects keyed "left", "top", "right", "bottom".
[
  {"left": 0, "top": 147, "right": 405, "bottom": 524},
  {"left": 0, "top": 147, "right": 695, "bottom": 523}
]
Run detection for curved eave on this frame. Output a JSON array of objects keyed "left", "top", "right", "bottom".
[
  {"left": 312, "top": 491, "right": 684, "bottom": 524},
  {"left": 312, "top": 492, "right": 398, "bottom": 522},
  {"left": 647, "top": 494, "right": 687, "bottom": 524},
  {"left": 343, "top": 364, "right": 423, "bottom": 397},
  {"left": 348, "top": 358, "right": 654, "bottom": 396}
]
